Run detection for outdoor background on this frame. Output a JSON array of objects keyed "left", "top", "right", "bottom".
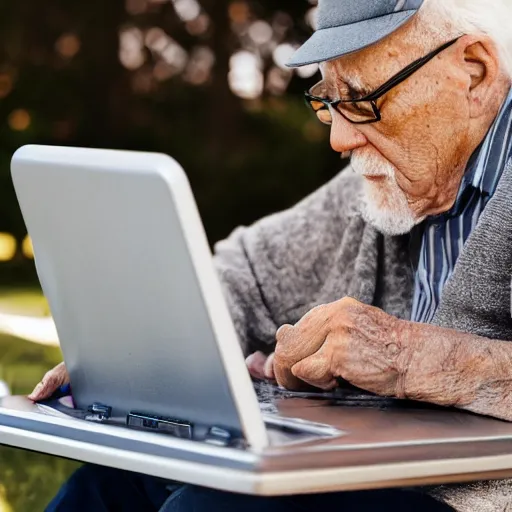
[{"left": 0, "top": 0, "right": 342, "bottom": 510}]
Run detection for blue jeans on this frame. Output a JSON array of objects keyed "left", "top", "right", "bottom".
[{"left": 46, "top": 465, "right": 454, "bottom": 511}]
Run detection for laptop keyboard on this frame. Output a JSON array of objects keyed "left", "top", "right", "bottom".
[{"left": 254, "top": 381, "right": 442, "bottom": 415}]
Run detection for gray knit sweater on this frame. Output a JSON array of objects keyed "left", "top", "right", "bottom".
[{"left": 213, "top": 161, "right": 512, "bottom": 512}]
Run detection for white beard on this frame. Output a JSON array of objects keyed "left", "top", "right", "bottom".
[{"left": 350, "top": 149, "right": 424, "bottom": 236}]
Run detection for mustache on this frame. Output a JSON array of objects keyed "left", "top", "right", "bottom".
[{"left": 350, "top": 150, "right": 396, "bottom": 178}]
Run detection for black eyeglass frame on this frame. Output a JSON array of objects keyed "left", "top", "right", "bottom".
[{"left": 304, "top": 37, "right": 461, "bottom": 125}]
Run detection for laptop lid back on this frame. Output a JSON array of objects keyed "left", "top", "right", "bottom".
[{"left": 11, "top": 145, "right": 268, "bottom": 450}]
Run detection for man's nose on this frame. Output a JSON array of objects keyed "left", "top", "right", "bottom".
[{"left": 330, "top": 115, "right": 368, "bottom": 153}]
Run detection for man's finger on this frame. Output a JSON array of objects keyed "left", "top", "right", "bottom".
[
  {"left": 274, "top": 366, "right": 306, "bottom": 391},
  {"left": 263, "top": 353, "right": 276, "bottom": 380},
  {"left": 275, "top": 324, "right": 294, "bottom": 344},
  {"left": 280, "top": 305, "right": 333, "bottom": 363},
  {"left": 291, "top": 344, "right": 337, "bottom": 391},
  {"left": 28, "top": 362, "right": 69, "bottom": 402},
  {"left": 245, "top": 351, "right": 268, "bottom": 380},
  {"left": 27, "top": 382, "right": 46, "bottom": 401},
  {"left": 28, "top": 380, "right": 55, "bottom": 401},
  {"left": 274, "top": 305, "right": 333, "bottom": 390}
]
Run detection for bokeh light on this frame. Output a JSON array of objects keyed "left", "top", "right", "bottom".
[
  {"left": 145, "top": 27, "right": 188, "bottom": 78},
  {"left": 8, "top": 109, "right": 31, "bottom": 131},
  {"left": 172, "top": 0, "right": 201, "bottom": 22},
  {"left": 161, "top": 41, "right": 188, "bottom": 71},
  {"left": 0, "top": 486, "right": 12, "bottom": 512},
  {"left": 0, "top": 234, "right": 16, "bottom": 261},
  {"left": 229, "top": 51, "right": 263, "bottom": 100},
  {"left": 186, "top": 14, "right": 210, "bottom": 36},
  {"left": 55, "top": 33, "right": 81, "bottom": 59},
  {"left": 305, "top": 7, "right": 318, "bottom": 29},
  {"left": 145, "top": 27, "right": 170, "bottom": 52},
  {"left": 248, "top": 21, "right": 273, "bottom": 45},
  {"left": 22, "top": 235, "right": 34, "bottom": 259},
  {"left": 117, "top": 0, "right": 314, "bottom": 97},
  {"left": 228, "top": 1, "right": 250, "bottom": 25},
  {"left": 266, "top": 67, "right": 292, "bottom": 96},
  {"left": 119, "top": 27, "right": 145, "bottom": 70},
  {"left": 183, "top": 46, "right": 215, "bottom": 85},
  {"left": 297, "top": 63, "right": 319, "bottom": 79},
  {"left": 273, "top": 43, "right": 297, "bottom": 70}
]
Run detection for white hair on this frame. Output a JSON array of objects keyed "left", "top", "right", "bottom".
[{"left": 416, "top": 0, "right": 512, "bottom": 76}]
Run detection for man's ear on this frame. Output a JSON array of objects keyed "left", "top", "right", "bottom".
[{"left": 462, "top": 36, "right": 501, "bottom": 118}]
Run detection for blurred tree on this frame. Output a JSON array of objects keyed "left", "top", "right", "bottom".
[{"left": 0, "top": 0, "right": 341, "bottom": 279}]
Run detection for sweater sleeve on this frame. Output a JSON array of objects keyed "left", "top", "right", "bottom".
[{"left": 212, "top": 166, "right": 363, "bottom": 356}]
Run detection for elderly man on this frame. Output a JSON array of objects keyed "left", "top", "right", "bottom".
[{"left": 32, "top": 0, "right": 512, "bottom": 510}]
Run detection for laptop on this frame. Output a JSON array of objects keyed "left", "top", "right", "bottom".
[
  {"left": 3, "top": 144, "right": 512, "bottom": 495},
  {"left": 9, "top": 143, "right": 342, "bottom": 446}
]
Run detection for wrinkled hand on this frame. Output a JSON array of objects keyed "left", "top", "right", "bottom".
[
  {"left": 272, "top": 296, "right": 512, "bottom": 422},
  {"left": 246, "top": 352, "right": 276, "bottom": 381},
  {"left": 273, "top": 297, "right": 412, "bottom": 397},
  {"left": 28, "top": 362, "right": 70, "bottom": 402}
]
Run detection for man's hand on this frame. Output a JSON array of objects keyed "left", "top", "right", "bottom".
[
  {"left": 273, "top": 297, "right": 408, "bottom": 395},
  {"left": 28, "top": 362, "right": 70, "bottom": 402},
  {"left": 272, "top": 296, "right": 512, "bottom": 422}
]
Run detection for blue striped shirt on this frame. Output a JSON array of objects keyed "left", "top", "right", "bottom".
[{"left": 411, "top": 88, "right": 512, "bottom": 324}]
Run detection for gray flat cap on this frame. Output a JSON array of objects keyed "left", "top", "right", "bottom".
[{"left": 288, "top": 0, "right": 425, "bottom": 67}]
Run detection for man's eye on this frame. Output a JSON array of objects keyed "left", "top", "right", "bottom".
[{"left": 340, "top": 101, "right": 374, "bottom": 115}]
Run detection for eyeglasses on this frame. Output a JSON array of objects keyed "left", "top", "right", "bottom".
[{"left": 305, "top": 37, "right": 460, "bottom": 125}]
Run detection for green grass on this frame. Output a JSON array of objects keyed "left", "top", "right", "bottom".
[{"left": 0, "top": 288, "right": 81, "bottom": 511}]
